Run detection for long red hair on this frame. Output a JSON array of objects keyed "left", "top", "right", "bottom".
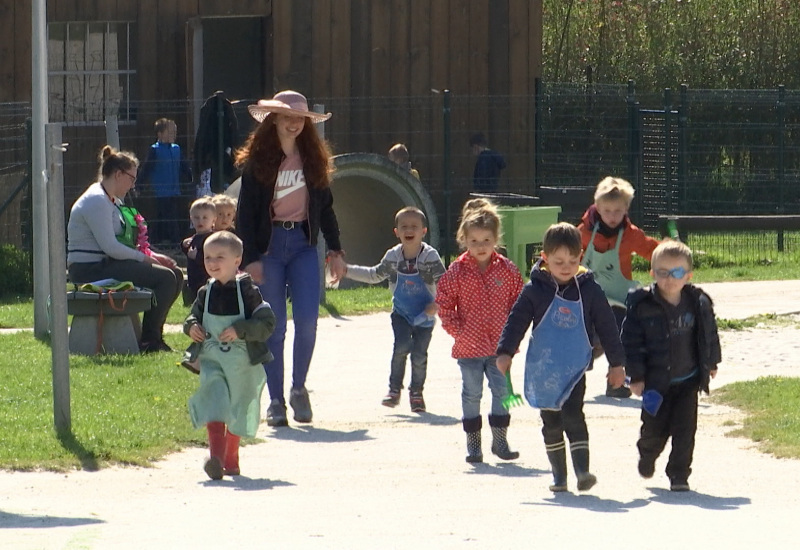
[{"left": 235, "top": 116, "right": 333, "bottom": 189}]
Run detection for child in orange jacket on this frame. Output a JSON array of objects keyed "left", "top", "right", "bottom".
[{"left": 577, "top": 176, "right": 659, "bottom": 397}]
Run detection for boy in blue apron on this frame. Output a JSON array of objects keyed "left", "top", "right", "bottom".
[
  {"left": 497, "top": 223, "right": 626, "bottom": 492},
  {"left": 622, "top": 240, "right": 720, "bottom": 492},
  {"left": 343, "top": 207, "right": 446, "bottom": 412},
  {"left": 578, "top": 176, "right": 660, "bottom": 397},
  {"left": 184, "top": 231, "right": 276, "bottom": 480}
]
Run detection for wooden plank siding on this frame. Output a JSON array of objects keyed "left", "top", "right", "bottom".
[{"left": 1, "top": 0, "right": 542, "bottom": 237}]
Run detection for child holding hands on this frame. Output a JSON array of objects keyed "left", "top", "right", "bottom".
[
  {"left": 436, "top": 199, "right": 524, "bottom": 463},
  {"left": 184, "top": 231, "right": 276, "bottom": 480},
  {"left": 496, "top": 222, "right": 626, "bottom": 492},
  {"left": 343, "top": 207, "right": 445, "bottom": 412}
]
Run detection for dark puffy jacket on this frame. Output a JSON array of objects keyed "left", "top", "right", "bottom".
[
  {"left": 622, "top": 284, "right": 721, "bottom": 394},
  {"left": 496, "top": 260, "right": 626, "bottom": 370},
  {"left": 236, "top": 162, "right": 342, "bottom": 267}
]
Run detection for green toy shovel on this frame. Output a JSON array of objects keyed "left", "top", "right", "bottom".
[{"left": 502, "top": 371, "right": 524, "bottom": 410}]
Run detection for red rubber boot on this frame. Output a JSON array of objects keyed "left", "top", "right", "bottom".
[
  {"left": 223, "top": 430, "right": 241, "bottom": 476},
  {"left": 204, "top": 422, "right": 226, "bottom": 480}
]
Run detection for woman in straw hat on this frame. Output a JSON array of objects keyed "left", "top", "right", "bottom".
[{"left": 235, "top": 90, "right": 346, "bottom": 427}]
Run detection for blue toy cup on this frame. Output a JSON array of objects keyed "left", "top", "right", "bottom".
[{"left": 642, "top": 389, "right": 663, "bottom": 416}]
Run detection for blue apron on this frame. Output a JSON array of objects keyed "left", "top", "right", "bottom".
[
  {"left": 394, "top": 268, "right": 435, "bottom": 328},
  {"left": 524, "top": 279, "right": 593, "bottom": 410},
  {"left": 188, "top": 279, "right": 266, "bottom": 437}
]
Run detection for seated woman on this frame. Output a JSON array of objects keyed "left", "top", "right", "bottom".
[{"left": 67, "top": 145, "right": 184, "bottom": 353}]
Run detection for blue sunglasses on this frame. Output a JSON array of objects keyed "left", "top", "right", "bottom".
[{"left": 654, "top": 266, "right": 689, "bottom": 279}]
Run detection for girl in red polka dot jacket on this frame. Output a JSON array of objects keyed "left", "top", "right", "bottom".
[{"left": 436, "top": 199, "right": 524, "bottom": 463}]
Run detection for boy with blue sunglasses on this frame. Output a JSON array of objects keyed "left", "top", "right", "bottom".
[{"left": 621, "top": 240, "right": 721, "bottom": 492}]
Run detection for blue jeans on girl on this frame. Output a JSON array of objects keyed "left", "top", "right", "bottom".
[
  {"left": 457, "top": 356, "right": 508, "bottom": 419},
  {"left": 259, "top": 225, "right": 320, "bottom": 404}
]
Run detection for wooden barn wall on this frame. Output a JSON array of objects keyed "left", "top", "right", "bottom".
[
  {"left": 271, "top": 0, "right": 543, "bottom": 208},
  {"left": 41, "top": 0, "right": 272, "bottom": 215},
  {"left": 0, "top": 0, "right": 541, "bottom": 242}
]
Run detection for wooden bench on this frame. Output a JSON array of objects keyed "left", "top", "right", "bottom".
[{"left": 66, "top": 289, "right": 153, "bottom": 355}]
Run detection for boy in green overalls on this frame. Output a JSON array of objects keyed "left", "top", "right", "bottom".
[
  {"left": 184, "top": 231, "right": 276, "bottom": 480},
  {"left": 578, "top": 177, "right": 660, "bottom": 398}
]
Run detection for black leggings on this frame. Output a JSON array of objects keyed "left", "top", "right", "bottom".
[{"left": 68, "top": 258, "right": 184, "bottom": 343}]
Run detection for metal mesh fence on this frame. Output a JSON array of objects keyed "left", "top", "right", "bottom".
[
  {"left": 0, "top": 103, "right": 32, "bottom": 250},
  {"left": 3, "top": 86, "right": 800, "bottom": 267}
]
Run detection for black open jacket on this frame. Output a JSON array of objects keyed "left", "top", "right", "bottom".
[
  {"left": 236, "top": 161, "right": 342, "bottom": 267},
  {"left": 622, "top": 284, "right": 721, "bottom": 395}
]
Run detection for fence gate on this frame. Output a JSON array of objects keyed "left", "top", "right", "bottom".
[{"left": 635, "top": 108, "right": 681, "bottom": 231}]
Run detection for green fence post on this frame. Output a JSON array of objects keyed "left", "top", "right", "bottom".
[
  {"left": 626, "top": 80, "right": 637, "bottom": 183},
  {"left": 777, "top": 85, "right": 786, "bottom": 252},
  {"left": 679, "top": 84, "right": 688, "bottom": 214},
  {"left": 664, "top": 88, "right": 673, "bottom": 214}
]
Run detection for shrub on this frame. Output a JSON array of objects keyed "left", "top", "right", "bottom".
[{"left": 0, "top": 245, "right": 32, "bottom": 298}]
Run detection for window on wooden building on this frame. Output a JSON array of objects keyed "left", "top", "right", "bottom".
[{"left": 47, "top": 22, "right": 136, "bottom": 125}]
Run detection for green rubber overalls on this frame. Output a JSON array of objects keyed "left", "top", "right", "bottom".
[{"left": 188, "top": 279, "right": 266, "bottom": 437}]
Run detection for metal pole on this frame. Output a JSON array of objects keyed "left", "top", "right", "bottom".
[
  {"left": 777, "top": 85, "right": 786, "bottom": 251},
  {"left": 105, "top": 114, "right": 120, "bottom": 150},
  {"left": 678, "top": 84, "right": 689, "bottom": 214},
  {"left": 46, "top": 124, "right": 71, "bottom": 433},
  {"left": 664, "top": 88, "right": 673, "bottom": 214},
  {"left": 442, "top": 89, "right": 452, "bottom": 267},
  {"left": 32, "top": 0, "right": 50, "bottom": 339}
]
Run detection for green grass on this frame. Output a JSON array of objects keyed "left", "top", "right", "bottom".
[
  {"left": 0, "top": 331, "right": 207, "bottom": 471},
  {"left": 713, "top": 377, "right": 800, "bottom": 459}
]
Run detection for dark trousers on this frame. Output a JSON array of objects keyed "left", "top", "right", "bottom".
[
  {"left": 540, "top": 375, "right": 588, "bottom": 445},
  {"left": 637, "top": 377, "right": 700, "bottom": 483},
  {"left": 389, "top": 312, "right": 433, "bottom": 392},
  {"left": 68, "top": 258, "right": 184, "bottom": 343},
  {"left": 155, "top": 195, "right": 181, "bottom": 246}
]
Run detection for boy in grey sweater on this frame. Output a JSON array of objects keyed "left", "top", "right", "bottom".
[{"left": 344, "top": 207, "right": 446, "bottom": 412}]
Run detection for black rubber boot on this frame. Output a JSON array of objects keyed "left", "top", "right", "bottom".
[
  {"left": 462, "top": 416, "right": 483, "bottom": 463},
  {"left": 545, "top": 441, "right": 568, "bottom": 492},
  {"left": 571, "top": 441, "right": 597, "bottom": 491},
  {"left": 488, "top": 414, "right": 519, "bottom": 460}
]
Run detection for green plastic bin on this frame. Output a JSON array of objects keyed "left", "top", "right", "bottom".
[{"left": 497, "top": 206, "right": 561, "bottom": 276}]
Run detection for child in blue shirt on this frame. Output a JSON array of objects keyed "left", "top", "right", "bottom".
[
  {"left": 343, "top": 207, "right": 446, "bottom": 412},
  {"left": 138, "top": 118, "right": 192, "bottom": 246}
]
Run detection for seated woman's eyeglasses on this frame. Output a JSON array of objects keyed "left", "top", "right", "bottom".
[
  {"left": 122, "top": 171, "right": 137, "bottom": 184},
  {"left": 654, "top": 266, "right": 689, "bottom": 279}
]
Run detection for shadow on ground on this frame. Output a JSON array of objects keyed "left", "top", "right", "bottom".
[
  {"left": 268, "top": 426, "right": 373, "bottom": 443},
  {"left": 200, "top": 476, "right": 295, "bottom": 491},
  {"left": 466, "top": 462, "right": 549, "bottom": 478},
  {"left": 525, "top": 494, "right": 652, "bottom": 513},
  {"left": 57, "top": 430, "right": 99, "bottom": 471},
  {"left": 389, "top": 412, "right": 461, "bottom": 426},
  {"left": 647, "top": 488, "right": 750, "bottom": 510},
  {"left": 0, "top": 509, "right": 104, "bottom": 529}
]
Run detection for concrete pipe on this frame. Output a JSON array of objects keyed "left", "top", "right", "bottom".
[
  {"left": 330, "top": 153, "right": 440, "bottom": 269},
  {"left": 224, "top": 153, "right": 440, "bottom": 284}
]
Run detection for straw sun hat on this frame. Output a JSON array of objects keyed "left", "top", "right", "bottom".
[{"left": 247, "top": 90, "right": 332, "bottom": 124}]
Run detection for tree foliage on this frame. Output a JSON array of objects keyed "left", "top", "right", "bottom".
[{"left": 543, "top": 0, "right": 800, "bottom": 91}]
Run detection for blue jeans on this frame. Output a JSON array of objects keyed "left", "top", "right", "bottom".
[
  {"left": 259, "top": 225, "right": 320, "bottom": 404},
  {"left": 389, "top": 312, "right": 433, "bottom": 393},
  {"left": 457, "top": 356, "right": 508, "bottom": 419}
]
